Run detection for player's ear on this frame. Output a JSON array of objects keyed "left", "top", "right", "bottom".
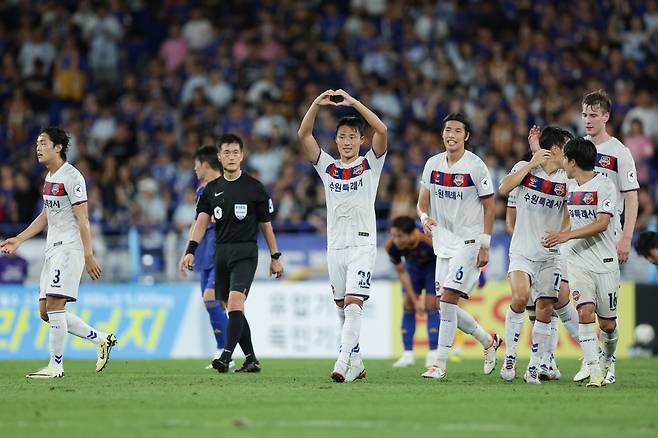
[
  {"left": 464, "top": 131, "right": 470, "bottom": 142},
  {"left": 602, "top": 112, "right": 610, "bottom": 124}
]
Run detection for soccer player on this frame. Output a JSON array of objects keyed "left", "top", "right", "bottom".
[
  {"left": 0, "top": 127, "right": 116, "bottom": 378},
  {"left": 384, "top": 216, "right": 440, "bottom": 368},
  {"left": 635, "top": 231, "right": 658, "bottom": 266},
  {"left": 543, "top": 138, "right": 619, "bottom": 387},
  {"left": 298, "top": 89, "right": 387, "bottom": 382},
  {"left": 417, "top": 113, "right": 501, "bottom": 380},
  {"left": 178, "top": 145, "right": 229, "bottom": 369},
  {"left": 498, "top": 127, "right": 572, "bottom": 384},
  {"left": 182, "top": 133, "right": 283, "bottom": 373},
  {"left": 573, "top": 90, "right": 639, "bottom": 384}
]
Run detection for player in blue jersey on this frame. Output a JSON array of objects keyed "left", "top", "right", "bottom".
[
  {"left": 178, "top": 145, "right": 229, "bottom": 369},
  {"left": 385, "top": 216, "right": 440, "bottom": 368}
]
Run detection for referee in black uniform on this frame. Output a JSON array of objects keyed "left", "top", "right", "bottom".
[{"left": 183, "top": 133, "right": 284, "bottom": 373}]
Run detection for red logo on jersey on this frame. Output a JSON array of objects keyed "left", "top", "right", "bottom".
[
  {"left": 599, "top": 155, "right": 611, "bottom": 168},
  {"left": 554, "top": 184, "right": 566, "bottom": 197},
  {"left": 583, "top": 193, "right": 595, "bottom": 205},
  {"left": 453, "top": 174, "right": 465, "bottom": 186},
  {"left": 353, "top": 165, "right": 364, "bottom": 176}
]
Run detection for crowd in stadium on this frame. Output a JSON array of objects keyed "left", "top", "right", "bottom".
[{"left": 1, "top": 0, "right": 657, "bottom": 234}]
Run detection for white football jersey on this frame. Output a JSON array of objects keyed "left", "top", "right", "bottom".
[
  {"left": 508, "top": 161, "right": 568, "bottom": 261},
  {"left": 590, "top": 136, "right": 639, "bottom": 231},
  {"left": 313, "top": 149, "right": 386, "bottom": 249},
  {"left": 565, "top": 174, "right": 617, "bottom": 273},
  {"left": 42, "top": 162, "right": 88, "bottom": 254},
  {"left": 420, "top": 150, "right": 494, "bottom": 258}
]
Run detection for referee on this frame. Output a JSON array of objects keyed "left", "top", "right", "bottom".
[{"left": 183, "top": 133, "right": 284, "bottom": 373}]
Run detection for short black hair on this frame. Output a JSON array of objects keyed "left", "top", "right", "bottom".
[
  {"left": 635, "top": 231, "right": 658, "bottom": 258},
  {"left": 539, "top": 126, "right": 573, "bottom": 150},
  {"left": 582, "top": 89, "right": 612, "bottom": 114},
  {"left": 391, "top": 216, "right": 416, "bottom": 234},
  {"left": 564, "top": 138, "right": 597, "bottom": 171},
  {"left": 336, "top": 116, "right": 365, "bottom": 136},
  {"left": 442, "top": 113, "right": 471, "bottom": 138},
  {"left": 40, "top": 127, "right": 69, "bottom": 160},
  {"left": 193, "top": 145, "right": 221, "bottom": 170},
  {"left": 218, "top": 133, "right": 244, "bottom": 151}
]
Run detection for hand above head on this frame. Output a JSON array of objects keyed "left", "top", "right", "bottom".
[
  {"left": 332, "top": 89, "right": 358, "bottom": 107},
  {"left": 528, "top": 125, "right": 541, "bottom": 153},
  {"left": 314, "top": 89, "right": 336, "bottom": 106},
  {"left": 529, "top": 148, "right": 551, "bottom": 167}
]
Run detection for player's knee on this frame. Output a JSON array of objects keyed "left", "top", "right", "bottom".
[
  {"left": 599, "top": 319, "right": 616, "bottom": 333},
  {"left": 425, "top": 296, "right": 439, "bottom": 312},
  {"left": 577, "top": 305, "right": 595, "bottom": 322},
  {"left": 334, "top": 299, "right": 344, "bottom": 309},
  {"left": 402, "top": 296, "right": 415, "bottom": 311},
  {"left": 439, "top": 289, "right": 460, "bottom": 304}
]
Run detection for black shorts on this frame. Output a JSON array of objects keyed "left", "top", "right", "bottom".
[{"left": 214, "top": 242, "right": 258, "bottom": 302}]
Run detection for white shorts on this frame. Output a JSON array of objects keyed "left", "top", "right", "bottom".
[
  {"left": 327, "top": 245, "right": 377, "bottom": 301},
  {"left": 508, "top": 255, "right": 561, "bottom": 303},
  {"left": 39, "top": 247, "right": 84, "bottom": 302},
  {"left": 435, "top": 242, "right": 480, "bottom": 299},
  {"left": 569, "top": 265, "right": 620, "bottom": 319}
]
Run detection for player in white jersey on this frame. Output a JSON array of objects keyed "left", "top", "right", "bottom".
[
  {"left": 499, "top": 127, "right": 572, "bottom": 384},
  {"left": 572, "top": 90, "right": 639, "bottom": 384},
  {"left": 417, "top": 113, "right": 502, "bottom": 380},
  {"left": 543, "top": 138, "right": 619, "bottom": 388},
  {"left": 1, "top": 127, "right": 116, "bottom": 378},
  {"left": 298, "top": 89, "right": 387, "bottom": 382}
]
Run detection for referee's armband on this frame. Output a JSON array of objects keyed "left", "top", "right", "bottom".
[{"left": 185, "top": 240, "right": 199, "bottom": 255}]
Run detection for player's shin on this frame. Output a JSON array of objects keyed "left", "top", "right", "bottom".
[
  {"left": 47, "top": 310, "right": 68, "bottom": 370},
  {"left": 456, "top": 306, "right": 492, "bottom": 347},
  {"left": 338, "top": 303, "right": 363, "bottom": 365},
  {"left": 504, "top": 306, "right": 525, "bottom": 359},
  {"left": 436, "top": 302, "right": 458, "bottom": 370},
  {"left": 65, "top": 312, "right": 106, "bottom": 345}
]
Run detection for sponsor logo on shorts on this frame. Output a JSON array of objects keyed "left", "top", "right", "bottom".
[
  {"left": 464, "top": 239, "right": 475, "bottom": 244},
  {"left": 572, "top": 290, "right": 580, "bottom": 301},
  {"left": 603, "top": 258, "right": 614, "bottom": 263},
  {"left": 358, "top": 232, "right": 369, "bottom": 237}
]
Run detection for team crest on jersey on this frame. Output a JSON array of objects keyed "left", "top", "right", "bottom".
[
  {"left": 51, "top": 183, "right": 60, "bottom": 193},
  {"left": 234, "top": 204, "right": 247, "bottom": 220},
  {"left": 583, "top": 193, "right": 595, "bottom": 205},
  {"left": 353, "top": 164, "right": 364, "bottom": 176},
  {"left": 599, "top": 155, "right": 611, "bottom": 168},
  {"left": 454, "top": 174, "right": 465, "bottom": 186},
  {"left": 214, "top": 206, "right": 222, "bottom": 219},
  {"left": 572, "top": 290, "right": 580, "bottom": 302},
  {"left": 554, "top": 184, "right": 566, "bottom": 197}
]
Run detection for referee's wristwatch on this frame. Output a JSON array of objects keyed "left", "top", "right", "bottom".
[{"left": 270, "top": 252, "right": 282, "bottom": 260}]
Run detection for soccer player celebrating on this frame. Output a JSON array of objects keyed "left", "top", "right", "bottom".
[
  {"left": 178, "top": 145, "right": 229, "bottom": 369},
  {"left": 384, "top": 216, "right": 440, "bottom": 368},
  {"left": 182, "top": 134, "right": 284, "bottom": 373},
  {"left": 635, "top": 231, "right": 658, "bottom": 266},
  {"left": 498, "top": 127, "right": 572, "bottom": 384},
  {"left": 543, "top": 138, "right": 619, "bottom": 387},
  {"left": 298, "top": 89, "right": 387, "bottom": 382},
  {"left": 1, "top": 127, "right": 116, "bottom": 378},
  {"left": 571, "top": 90, "right": 639, "bottom": 384},
  {"left": 417, "top": 113, "right": 501, "bottom": 380}
]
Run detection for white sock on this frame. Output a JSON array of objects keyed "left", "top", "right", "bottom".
[
  {"left": 436, "top": 302, "right": 458, "bottom": 369},
  {"left": 599, "top": 325, "right": 618, "bottom": 361},
  {"left": 504, "top": 306, "right": 525, "bottom": 359},
  {"left": 544, "top": 316, "right": 559, "bottom": 365},
  {"left": 579, "top": 323, "right": 599, "bottom": 368},
  {"left": 556, "top": 301, "right": 579, "bottom": 340},
  {"left": 47, "top": 311, "right": 67, "bottom": 369},
  {"left": 337, "top": 304, "right": 362, "bottom": 364},
  {"left": 529, "top": 320, "right": 551, "bottom": 369},
  {"left": 457, "top": 306, "right": 492, "bottom": 347},
  {"left": 66, "top": 313, "right": 106, "bottom": 345}
]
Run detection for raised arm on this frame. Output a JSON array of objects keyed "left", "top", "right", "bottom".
[
  {"left": 333, "top": 89, "right": 388, "bottom": 157},
  {"left": 499, "top": 149, "right": 550, "bottom": 195},
  {"left": 298, "top": 90, "right": 335, "bottom": 163}
]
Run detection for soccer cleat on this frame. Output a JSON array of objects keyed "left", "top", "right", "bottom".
[
  {"left": 421, "top": 365, "right": 446, "bottom": 380},
  {"left": 212, "top": 358, "right": 231, "bottom": 373},
  {"left": 205, "top": 350, "right": 235, "bottom": 370},
  {"left": 483, "top": 333, "right": 502, "bottom": 374},
  {"left": 96, "top": 333, "right": 117, "bottom": 372},
  {"left": 393, "top": 351, "right": 416, "bottom": 368},
  {"left": 500, "top": 356, "right": 516, "bottom": 382},
  {"left": 425, "top": 350, "right": 438, "bottom": 368},
  {"left": 573, "top": 358, "right": 590, "bottom": 382},
  {"left": 538, "top": 364, "right": 555, "bottom": 381},
  {"left": 586, "top": 369, "right": 606, "bottom": 388},
  {"left": 331, "top": 360, "right": 348, "bottom": 383},
  {"left": 604, "top": 355, "right": 616, "bottom": 385},
  {"left": 26, "top": 365, "right": 64, "bottom": 379},
  {"left": 549, "top": 354, "right": 561, "bottom": 380},
  {"left": 235, "top": 359, "right": 261, "bottom": 373},
  {"left": 523, "top": 367, "right": 541, "bottom": 385},
  {"left": 345, "top": 360, "right": 366, "bottom": 382}
]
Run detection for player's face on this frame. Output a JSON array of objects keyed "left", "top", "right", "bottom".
[
  {"left": 193, "top": 159, "right": 204, "bottom": 180},
  {"left": 563, "top": 156, "right": 575, "bottom": 178},
  {"left": 442, "top": 121, "right": 469, "bottom": 153},
  {"left": 35, "top": 133, "right": 60, "bottom": 164},
  {"left": 219, "top": 143, "right": 243, "bottom": 172},
  {"left": 335, "top": 125, "right": 363, "bottom": 161},
  {"left": 582, "top": 104, "right": 609, "bottom": 137},
  {"left": 391, "top": 227, "right": 414, "bottom": 249}
]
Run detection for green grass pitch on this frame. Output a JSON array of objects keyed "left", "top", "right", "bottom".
[{"left": 1, "top": 358, "right": 657, "bottom": 438}]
